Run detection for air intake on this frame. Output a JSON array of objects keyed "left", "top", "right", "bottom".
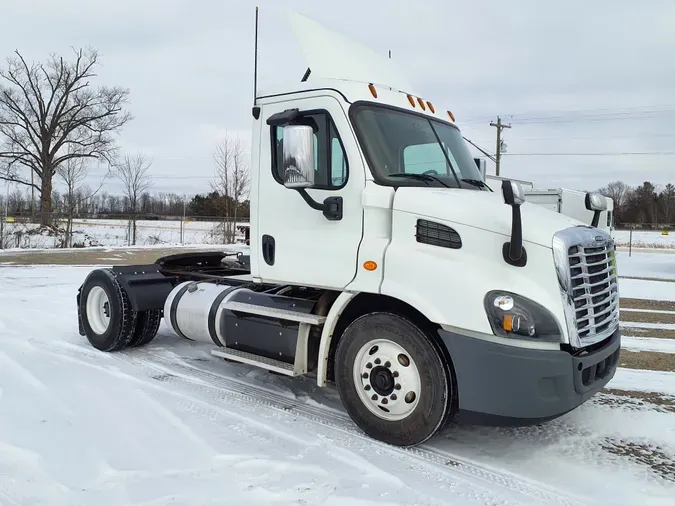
[{"left": 415, "top": 220, "right": 462, "bottom": 249}]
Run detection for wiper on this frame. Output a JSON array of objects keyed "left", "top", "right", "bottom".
[
  {"left": 461, "top": 178, "right": 493, "bottom": 191},
  {"left": 388, "top": 173, "right": 451, "bottom": 188}
]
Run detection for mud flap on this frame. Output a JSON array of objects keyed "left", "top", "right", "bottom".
[{"left": 110, "top": 264, "right": 177, "bottom": 312}]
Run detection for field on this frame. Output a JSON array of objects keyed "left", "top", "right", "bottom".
[
  {"left": 0, "top": 218, "right": 249, "bottom": 250},
  {"left": 0, "top": 232, "right": 674, "bottom": 505}
]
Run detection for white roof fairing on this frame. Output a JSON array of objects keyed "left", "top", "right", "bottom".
[{"left": 287, "top": 12, "right": 418, "bottom": 95}]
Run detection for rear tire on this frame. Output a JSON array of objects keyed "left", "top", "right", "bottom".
[
  {"left": 334, "top": 312, "right": 453, "bottom": 446},
  {"left": 128, "top": 310, "right": 162, "bottom": 347},
  {"left": 79, "top": 268, "right": 138, "bottom": 352}
]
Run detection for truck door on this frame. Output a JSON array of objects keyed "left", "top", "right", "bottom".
[{"left": 255, "top": 94, "right": 365, "bottom": 289}]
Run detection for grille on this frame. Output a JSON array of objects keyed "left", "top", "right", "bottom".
[
  {"left": 415, "top": 220, "right": 462, "bottom": 249},
  {"left": 567, "top": 241, "right": 618, "bottom": 341}
]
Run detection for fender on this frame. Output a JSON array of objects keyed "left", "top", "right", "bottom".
[{"left": 316, "top": 291, "right": 356, "bottom": 386}]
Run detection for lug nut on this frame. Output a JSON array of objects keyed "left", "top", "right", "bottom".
[
  {"left": 390, "top": 394, "right": 397, "bottom": 400},
  {"left": 382, "top": 398, "right": 388, "bottom": 405},
  {"left": 362, "top": 373, "right": 369, "bottom": 379},
  {"left": 395, "top": 384, "right": 401, "bottom": 390},
  {"left": 371, "top": 394, "right": 378, "bottom": 401},
  {"left": 393, "top": 371, "right": 399, "bottom": 377},
  {"left": 366, "top": 363, "right": 372, "bottom": 369},
  {"left": 385, "top": 361, "right": 391, "bottom": 368},
  {"left": 365, "top": 385, "right": 371, "bottom": 391},
  {"left": 374, "top": 358, "right": 381, "bottom": 365}
]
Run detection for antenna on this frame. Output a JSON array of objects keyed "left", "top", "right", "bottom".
[
  {"left": 388, "top": 49, "right": 391, "bottom": 59},
  {"left": 253, "top": 6, "right": 259, "bottom": 105}
]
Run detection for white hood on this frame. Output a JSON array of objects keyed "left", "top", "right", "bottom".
[
  {"left": 393, "top": 187, "right": 584, "bottom": 248},
  {"left": 288, "top": 12, "right": 417, "bottom": 94}
]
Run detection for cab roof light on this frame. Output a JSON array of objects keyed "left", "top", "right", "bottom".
[
  {"left": 426, "top": 101, "right": 435, "bottom": 113},
  {"left": 368, "top": 83, "right": 377, "bottom": 98},
  {"left": 407, "top": 94, "right": 416, "bottom": 107},
  {"left": 447, "top": 110, "right": 455, "bottom": 122},
  {"left": 417, "top": 97, "right": 426, "bottom": 110}
]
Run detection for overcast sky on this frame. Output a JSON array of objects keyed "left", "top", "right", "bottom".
[{"left": 1, "top": 0, "right": 674, "bottom": 197}]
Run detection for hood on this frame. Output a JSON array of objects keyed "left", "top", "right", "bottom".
[{"left": 393, "top": 187, "right": 584, "bottom": 248}]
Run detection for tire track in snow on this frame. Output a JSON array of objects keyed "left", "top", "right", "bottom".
[
  {"left": 117, "top": 348, "right": 591, "bottom": 506},
  {"left": 0, "top": 351, "right": 47, "bottom": 391}
]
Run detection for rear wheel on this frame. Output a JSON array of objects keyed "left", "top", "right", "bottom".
[
  {"left": 334, "top": 312, "right": 453, "bottom": 446},
  {"left": 128, "top": 310, "right": 162, "bottom": 347},
  {"left": 79, "top": 269, "right": 138, "bottom": 352}
]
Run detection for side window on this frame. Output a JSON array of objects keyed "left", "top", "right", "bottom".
[
  {"left": 271, "top": 112, "right": 348, "bottom": 189},
  {"left": 403, "top": 143, "right": 450, "bottom": 175}
]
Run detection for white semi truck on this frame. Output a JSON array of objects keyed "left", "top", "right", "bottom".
[{"left": 76, "top": 11, "right": 621, "bottom": 447}]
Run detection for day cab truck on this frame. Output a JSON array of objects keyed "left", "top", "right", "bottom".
[{"left": 75, "top": 12, "right": 621, "bottom": 447}]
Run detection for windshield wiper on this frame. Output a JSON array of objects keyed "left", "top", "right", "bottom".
[
  {"left": 388, "top": 173, "right": 451, "bottom": 188},
  {"left": 461, "top": 178, "right": 493, "bottom": 191}
]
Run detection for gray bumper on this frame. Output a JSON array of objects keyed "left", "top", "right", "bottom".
[{"left": 438, "top": 327, "right": 621, "bottom": 425}]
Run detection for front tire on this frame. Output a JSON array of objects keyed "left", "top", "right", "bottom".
[
  {"left": 334, "top": 312, "right": 453, "bottom": 446},
  {"left": 79, "top": 269, "right": 138, "bottom": 352}
]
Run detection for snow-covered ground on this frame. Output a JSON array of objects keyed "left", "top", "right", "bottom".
[
  {"left": 1, "top": 218, "right": 249, "bottom": 249},
  {"left": 614, "top": 230, "right": 675, "bottom": 250},
  {"left": 1, "top": 257, "right": 675, "bottom": 505}
]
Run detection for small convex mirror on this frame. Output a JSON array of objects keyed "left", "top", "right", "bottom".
[
  {"left": 502, "top": 179, "right": 525, "bottom": 206},
  {"left": 585, "top": 192, "right": 607, "bottom": 211},
  {"left": 282, "top": 124, "right": 315, "bottom": 188}
]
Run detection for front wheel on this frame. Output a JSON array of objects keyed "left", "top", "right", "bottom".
[{"left": 334, "top": 312, "right": 453, "bottom": 446}]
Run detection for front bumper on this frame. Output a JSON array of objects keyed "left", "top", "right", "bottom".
[{"left": 438, "top": 327, "right": 621, "bottom": 426}]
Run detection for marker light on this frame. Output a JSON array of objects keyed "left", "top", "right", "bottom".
[
  {"left": 447, "top": 111, "right": 455, "bottom": 122},
  {"left": 426, "top": 101, "right": 435, "bottom": 113},
  {"left": 368, "top": 83, "right": 377, "bottom": 98},
  {"left": 417, "top": 97, "right": 426, "bottom": 110},
  {"left": 407, "top": 95, "right": 416, "bottom": 107}
]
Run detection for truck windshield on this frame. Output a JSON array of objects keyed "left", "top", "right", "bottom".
[{"left": 350, "top": 104, "right": 485, "bottom": 190}]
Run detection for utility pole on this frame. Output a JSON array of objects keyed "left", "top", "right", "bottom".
[{"left": 490, "top": 116, "right": 511, "bottom": 176}]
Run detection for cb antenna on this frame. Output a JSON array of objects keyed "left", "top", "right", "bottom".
[{"left": 253, "top": 6, "right": 259, "bottom": 105}]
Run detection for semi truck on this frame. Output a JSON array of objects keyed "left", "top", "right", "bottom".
[{"left": 75, "top": 11, "right": 621, "bottom": 447}]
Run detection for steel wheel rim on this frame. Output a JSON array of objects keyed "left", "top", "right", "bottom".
[
  {"left": 86, "top": 286, "right": 111, "bottom": 335},
  {"left": 353, "top": 338, "right": 421, "bottom": 421}
]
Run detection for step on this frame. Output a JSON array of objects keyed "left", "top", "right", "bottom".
[
  {"left": 221, "top": 301, "right": 326, "bottom": 325},
  {"left": 211, "top": 347, "right": 299, "bottom": 376}
]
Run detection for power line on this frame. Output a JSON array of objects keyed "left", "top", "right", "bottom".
[{"left": 503, "top": 151, "right": 675, "bottom": 156}]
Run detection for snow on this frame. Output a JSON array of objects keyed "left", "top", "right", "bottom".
[
  {"left": 614, "top": 230, "right": 675, "bottom": 250},
  {"left": 615, "top": 250, "right": 675, "bottom": 280},
  {"left": 1, "top": 265, "right": 675, "bottom": 505},
  {"left": 619, "top": 278, "right": 675, "bottom": 300},
  {"left": 621, "top": 336, "right": 675, "bottom": 354},
  {"left": 1, "top": 218, "right": 249, "bottom": 249}
]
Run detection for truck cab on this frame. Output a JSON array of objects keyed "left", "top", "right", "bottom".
[{"left": 75, "top": 12, "right": 621, "bottom": 447}]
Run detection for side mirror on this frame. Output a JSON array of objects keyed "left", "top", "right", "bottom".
[
  {"left": 282, "top": 124, "right": 315, "bottom": 188},
  {"left": 501, "top": 180, "right": 526, "bottom": 267},
  {"left": 502, "top": 179, "right": 525, "bottom": 206},
  {"left": 473, "top": 158, "right": 487, "bottom": 180},
  {"left": 585, "top": 192, "right": 607, "bottom": 228}
]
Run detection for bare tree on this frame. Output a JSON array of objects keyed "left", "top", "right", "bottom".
[
  {"left": 212, "top": 132, "right": 248, "bottom": 243},
  {"left": 0, "top": 47, "right": 131, "bottom": 226},
  {"left": 115, "top": 153, "right": 152, "bottom": 245},
  {"left": 57, "top": 156, "right": 107, "bottom": 247}
]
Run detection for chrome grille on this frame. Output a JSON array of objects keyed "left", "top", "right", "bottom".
[
  {"left": 553, "top": 227, "right": 619, "bottom": 348},
  {"left": 568, "top": 242, "right": 618, "bottom": 340}
]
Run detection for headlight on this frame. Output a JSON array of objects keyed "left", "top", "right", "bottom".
[{"left": 484, "top": 291, "right": 563, "bottom": 342}]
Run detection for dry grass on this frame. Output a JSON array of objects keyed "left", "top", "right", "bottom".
[
  {"left": 621, "top": 298, "right": 675, "bottom": 312},
  {"left": 619, "top": 350, "right": 675, "bottom": 372},
  {"left": 621, "top": 311, "right": 675, "bottom": 325}
]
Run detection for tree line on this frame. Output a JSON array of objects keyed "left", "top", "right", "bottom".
[
  {"left": 0, "top": 47, "right": 250, "bottom": 245},
  {"left": 598, "top": 181, "right": 675, "bottom": 228}
]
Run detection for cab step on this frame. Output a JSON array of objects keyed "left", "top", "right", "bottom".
[
  {"left": 221, "top": 301, "right": 326, "bottom": 325},
  {"left": 211, "top": 347, "right": 298, "bottom": 376}
]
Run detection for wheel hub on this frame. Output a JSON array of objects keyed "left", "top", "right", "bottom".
[
  {"left": 369, "top": 366, "right": 395, "bottom": 396},
  {"left": 353, "top": 338, "right": 421, "bottom": 421}
]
